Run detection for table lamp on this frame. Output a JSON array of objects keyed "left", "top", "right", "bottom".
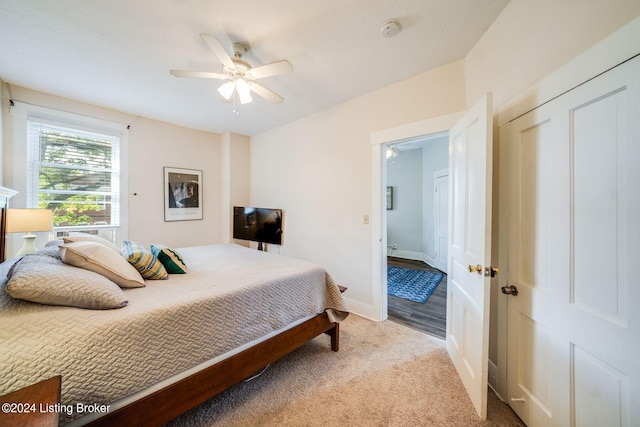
[{"left": 5, "top": 208, "right": 54, "bottom": 257}]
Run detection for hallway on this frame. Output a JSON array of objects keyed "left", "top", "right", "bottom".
[{"left": 387, "top": 256, "right": 447, "bottom": 339}]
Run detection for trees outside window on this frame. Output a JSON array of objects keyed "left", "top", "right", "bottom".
[{"left": 28, "top": 121, "right": 120, "bottom": 228}]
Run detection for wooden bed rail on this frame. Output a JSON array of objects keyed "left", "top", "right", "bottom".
[{"left": 86, "top": 312, "right": 339, "bottom": 427}]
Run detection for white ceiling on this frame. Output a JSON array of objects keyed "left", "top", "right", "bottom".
[{"left": 0, "top": 0, "right": 509, "bottom": 136}]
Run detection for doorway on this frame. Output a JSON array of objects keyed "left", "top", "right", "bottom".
[
  {"left": 371, "top": 97, "right": 494, "bottom": 418},
  {"left": 384, "top": 134, "right": 449, "bottom": 339}
]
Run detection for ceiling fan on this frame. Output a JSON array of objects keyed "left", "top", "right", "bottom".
[{"left": 170, "top": 34, "right": 292, "bottom": 109}]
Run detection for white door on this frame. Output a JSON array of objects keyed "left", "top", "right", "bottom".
[
  {"left": 433, "top": 170, "right": 448, "bottom": 273},
  {"left": 503, "top": 55, "right": 640, "bottom": 426},
  {"left": 446, "top": 93, "right": 493, "bottom": 419}
]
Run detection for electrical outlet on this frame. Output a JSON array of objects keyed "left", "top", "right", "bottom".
[
  {"left": 392, "top": 244, "right": 398, "bottom": 250},
  {"left": 362, "top": 215, "right": 369, "bottom": 224}
]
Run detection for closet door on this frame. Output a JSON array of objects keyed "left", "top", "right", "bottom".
[{"left": 503, "top": 55, "right": 640, "bottom": 426}]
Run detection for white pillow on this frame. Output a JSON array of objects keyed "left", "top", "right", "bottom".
[
  {"left": 63, "top": 233, "right": 120, "bottom": 253},
  {"left": 60, "top": 241, "right": 145, "bottom": 288}
]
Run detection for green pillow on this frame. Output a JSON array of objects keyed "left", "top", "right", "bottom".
[
  {"left": 150, "top": 244, "right": 188, "bottom": 274},
  {"left": 121, "top": 240, "right": 168, "bottom": 280}
]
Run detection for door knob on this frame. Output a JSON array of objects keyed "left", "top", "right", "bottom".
[
  {"left": 468, "top": 264, "right": 483, "bottom": 275},
  {"left": 485, "top": 266, "right": 499, "bottom": 277},
  {"left": 501, "top": 285, "right": 518, "bottom": 296}
]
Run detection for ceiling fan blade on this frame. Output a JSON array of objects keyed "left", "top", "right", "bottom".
[
  {"left": 200, "top": 34, "right": 235, "bottom": 69},
  {"left": 247, "top": 60, "right": 293, "bottom": 79},
  {"left": 250, "top": 82, "right": 284, "bottom": 104},
  {"left": 170, "top": 70, "right": 228, "bottom": 79}
]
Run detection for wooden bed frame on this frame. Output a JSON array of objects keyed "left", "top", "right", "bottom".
[
  {"left": 86, "top": 313, "right": 339, "bottom": 426},
  {"left": 0, "top": 190, "right": 342, "bottom": 426}
]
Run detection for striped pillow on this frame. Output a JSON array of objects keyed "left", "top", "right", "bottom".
[
  {"left": 150, "top": 244, "right": 188, "bottom": 274},
  {"left": 121, "top": 240, "right": 168, "bottom": 280}
]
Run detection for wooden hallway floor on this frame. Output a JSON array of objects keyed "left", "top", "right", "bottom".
[{"left": 387, "top": 257, "right": 447, "bottom": 339}]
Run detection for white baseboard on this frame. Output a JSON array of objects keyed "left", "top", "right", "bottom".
[
  {"left": 387, "top": 250, "right": 445, "bottom": 271},
  {"left": 423, "top": 254, "right": 437, "bottom": 267},
  {"left": 343, "top": 297, "right": 385, "bottom": 322},
  {"left": 388, "top": 249, "right": 426, "bottom": 261}
]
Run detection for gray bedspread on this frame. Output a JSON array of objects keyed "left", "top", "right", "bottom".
[{"left": 0, "top": 243, "right": 348, "bottom": 424}]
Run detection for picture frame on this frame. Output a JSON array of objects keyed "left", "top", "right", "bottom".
[
  {"left": 164, "top": 167, "right": 203, "bottom": 221},
  {"left": 386, "top": 186, "right": 393, "bottom": 210}
]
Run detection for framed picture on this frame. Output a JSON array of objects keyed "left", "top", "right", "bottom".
[
  {"left": 164, "top": 167, "right": 203, "bottom": 221},
  {"left": 386, "top": 186, "right": 394, "bottom": 210}
]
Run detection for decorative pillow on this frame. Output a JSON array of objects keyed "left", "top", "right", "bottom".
[
  {"left": 63, "top": 232, "right": 120, "bottom": 253},
  {"left": 150, "top": 244, "right": 188, "bottom": 274},
  {"left": 45, "top": 239, "right": 64, "bottom": 248},
  {"left": 60, "top": 241, "right": 145, "bottom": 288},
  {"left": 121, "top": 241, "right": 168, "bottom": 280},
  {"left": 0, "top": 256, "right": 26, "bottom": 309},
  {"left": 6, "top": 252, "right": 128, "bottom": 309},
  {"left": 34, "top": 245, "right": 63, "bottom": 259}
]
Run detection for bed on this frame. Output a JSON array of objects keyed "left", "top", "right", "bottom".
[{"left": 0, "top": 236, "right": 348, "bottom": 426}]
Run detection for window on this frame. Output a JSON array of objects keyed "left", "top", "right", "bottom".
[{"left": 27, "top": 120, "right": 121, "bottom": 231}]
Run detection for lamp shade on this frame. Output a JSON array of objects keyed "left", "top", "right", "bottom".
[
  {"left": 218, "top": 81, "right": 235, "bottom": 100},
  {"left": 5, "top": 209, "right": 53, "bottom": 233},
  {"left": 235, "top": 79, "right": 252, "bottom": 104}
]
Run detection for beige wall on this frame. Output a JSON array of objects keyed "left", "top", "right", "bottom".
[
  {"left": 250, "top": 60, "right": 466, "bottom": 313},
  {"left": 221, "top": 132, "right": 250, "bottom": 243},
  {"left": 2, "top": 85, "right": 223, "bottom": 249},
  {"left": 466, "top": 0, "right": 640, "bottom": 110},
  {"left": 127, "top": 117, "right": 222, "bottom": 247}
]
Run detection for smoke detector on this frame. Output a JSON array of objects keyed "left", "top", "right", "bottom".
[{"left": 381, "top": 19, "right": 402, "bottom": 37}]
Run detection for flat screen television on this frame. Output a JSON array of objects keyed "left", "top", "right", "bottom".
[{"left": 233, "top": 206, "right": 283, "bottom": 248}]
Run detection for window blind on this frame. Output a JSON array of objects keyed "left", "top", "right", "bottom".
[{"left": 27, "top": 120, "right": 121, "bottom": 228}]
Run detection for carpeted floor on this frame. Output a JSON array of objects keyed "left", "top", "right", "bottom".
[{"left": 167, "top": 314, "right": 524, "bottom": 426}]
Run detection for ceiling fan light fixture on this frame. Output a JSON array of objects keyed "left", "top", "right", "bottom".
[
  {"left": 172, "top": 35, "right": 289, "bottom": 109},
  {"left": 236, "top": 79, "right": 252, "bottom": 104},
  {"left": 218, "top": 81, "right": 235, "bottom": 100}
]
